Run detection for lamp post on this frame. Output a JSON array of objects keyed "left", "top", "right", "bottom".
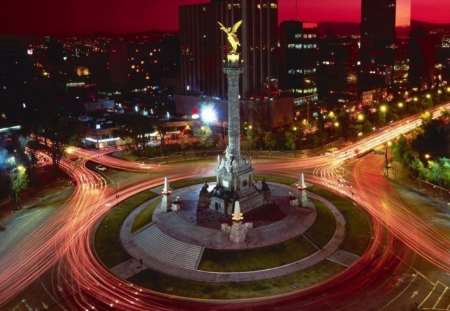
[
  {"left": 379, "top": 105, "right": 388, "bottom": 124},
  {"left": 385, "top": 141, "right": 392, "bottom": 175},
  {"left": 397, "top": 102, "right": 404, "bottom": 118}
]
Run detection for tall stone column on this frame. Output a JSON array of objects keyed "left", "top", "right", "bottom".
[{"left": 224, "top": 62, "right": 244, "bottom": 161}]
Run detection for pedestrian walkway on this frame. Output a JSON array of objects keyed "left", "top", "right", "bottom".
[
  {"left": 152, "top": 183, "right": 317, "bottom": 249},
  {"left": 133, "top": 223, "right": 204, "bottom": 270},
  {"left": 112, "top": 182, "right": 357, "bottom": 282}
]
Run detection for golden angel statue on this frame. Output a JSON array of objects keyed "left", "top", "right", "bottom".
[{"left": 218, "top": 20, "right": 242, "bottom": 53}]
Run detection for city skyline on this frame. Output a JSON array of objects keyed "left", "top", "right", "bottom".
[{"left": 1, "top": 0, "right": 450, "bottom": 35}]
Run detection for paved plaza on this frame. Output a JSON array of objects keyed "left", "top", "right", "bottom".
[{"left": 114, "top": 182, "right": 358, "bottom": 282}]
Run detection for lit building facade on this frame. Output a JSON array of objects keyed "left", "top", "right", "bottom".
[
  {"left": 317, "top": 36, "right": 359, "bottom": 106},
  {"left": 179, "top": 0, "right": 278, "bottom": 100},
  {"left": 358, "top": 0, "right": 411, "bottom": 93},
  {"left": 279, "top": 21, "right": 318, "bottom": 98}
]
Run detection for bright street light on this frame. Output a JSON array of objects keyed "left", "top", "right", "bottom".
[
  {"left": 380, "top": 105, "right": 387, "bottom": 113},
  {"left": 17, "top": 165, "right": 26, "bottom": 173},
  {"left": 398, "top": 102, "right": 404, "bottom": 108},
  {"left": 357, "top": 114, "right": 364, "bottom": 121},
  {"left": 200, "top": 106, "right": 217, "bottom": 124}
]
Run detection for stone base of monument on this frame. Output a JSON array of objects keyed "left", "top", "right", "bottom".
[
  {"left": 300, "top": 190, "right": 309, "bottom": 208},
  {"left": 210, "top": 187, "right": 263, "bottom": 215},
  {"left": 161, "top": 195, "right": 171, "bottom": 212},
  {"left": 171, "top": 196, "right": 181, "bottom": 211},
  {"left": 232, "top": 187, "right": 264, "bottom": 214},
  {"left": 221, "top": 221, "right": 253, "bottom": 243},
  {"left": 197, "top": 191, "right": 211, "bottom": 209},
  {"left": 230, "top": 222, "right": 252, "bottom": 243},
  {"left": 289, "top": 198, "right": 299, "bottom": 207}
]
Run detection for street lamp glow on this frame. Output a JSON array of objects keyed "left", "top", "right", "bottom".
[
  {"left": 425, "top": 154, "right": 430, "bottom": 159},
  {"left": 426, "top": 93, "right": 431, "bottom": 99},
  {"left": 357, "top": 114, "right": 364, "bottom": 121},
  {"left": 398, "top": 102, "right": 404, "bottom": 108},
  {"left": 334, "top": 122, "right": 340, "bottom": 128},
  {"left": 66, "top": 146, "right": 75, "bottom": 154},
  {"left": 200, "top": 106, "right": 217, "bottom": 123},
  {"left": 17, "top": 165, "right": 26, "bottom": 173},
  {"left": 380, "top": 105, "right": 387, "bottom": 113}
]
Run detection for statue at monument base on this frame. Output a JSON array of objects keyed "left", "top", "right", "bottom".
[{"left": 197, "top": 181, "right": 211, "bottom": 209}]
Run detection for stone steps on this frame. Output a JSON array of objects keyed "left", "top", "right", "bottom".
[
  {"left": 133, "top": 224, "right": 203, "bottom": 270},
  {"left": 158, "top": 212, "right": 230, "bottom": 248},
  {"left": 247, "top": 214, "right": 302, "bottom": 242}
]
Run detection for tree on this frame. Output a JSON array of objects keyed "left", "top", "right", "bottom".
[
  {"left": 114, "top": 114, "right": 154, "bottom": 157},
  {"left": 245, "top": 127, "right": 256, "bottom": 155},
  {"left": 199, "top": 126, "right": 214, "bottom": 152},
  {"left": 412, "top": 119, "right": 448, "bottom": 157},
  {"left": 11, "top": 167, "right": 28, "bottom": 210},
  {"left": 263, "top": 131, "right": 276, "bottom": 153},
  {"left": 285, "top": 130, "right": 296, "bottom": 154},
  {"left": 338, "top": 111, "right": 351, "bottom": 141}
]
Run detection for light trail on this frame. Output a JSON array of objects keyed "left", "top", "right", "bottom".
[{"left": 0, "top": 103, "right": 449, "bottom": 310}]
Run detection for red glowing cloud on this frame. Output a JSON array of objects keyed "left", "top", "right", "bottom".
[{"left": 0, "top": 0, "right": 449, "bottom": 34}]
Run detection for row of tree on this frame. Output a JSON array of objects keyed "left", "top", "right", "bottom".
[{"left": 391, "top": 108, "right": 450, "bottom": 188}]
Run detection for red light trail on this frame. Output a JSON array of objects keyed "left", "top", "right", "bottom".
[{"left": 0, "top": 103, "right": 449, "bottom": 310}]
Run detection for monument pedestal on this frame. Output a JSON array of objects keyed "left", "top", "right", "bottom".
[{"left": 230, "top": 222, "right": 247, "bottom": 243}]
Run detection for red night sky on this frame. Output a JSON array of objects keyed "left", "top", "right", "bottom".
[{"left": 1, "top": 0, "right": 449, "bottom": 34}]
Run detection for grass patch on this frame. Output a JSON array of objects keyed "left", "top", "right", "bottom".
[
  {"left": 304, "top": 199, "right": 336, "bottom": 247},
  {"left": 254, "top": 175, "right": 296, "bottom": 185},
  {"left": 94, "top": 190, "right": 158, "bottom": 268},
  {"left": 308, "top": 185, "right": 371, "bottom": 255},
  {"left": 171, "top": 176, "right": 216, "bottom": 189},
  {"left": 198, "top": 235, "right": 317, "bottom": 272},
  {"left": 131, "top": 199, "right": 161, "bottom": 233},
  {"left": 129, "top": 260, "right": 345, "bottom": 299}
]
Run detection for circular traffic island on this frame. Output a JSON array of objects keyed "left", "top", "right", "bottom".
[{"left": 94, "top": 176, "right": 372, "bottom": 300}]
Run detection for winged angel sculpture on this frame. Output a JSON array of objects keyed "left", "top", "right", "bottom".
[{"left": 218, "top": 20, "right": 242, "bottom": 54}]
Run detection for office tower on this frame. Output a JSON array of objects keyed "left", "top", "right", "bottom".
[
  {"left": 437, "top": 36, "right": 450, "bottom": 83},
  {"left": 108, "top": 41, "right": 129, "bottom": 91},
  {"left": 279, "top": 21, "right": 318, "bottom": 98},
  {"left": 359, "top": 0, "right": 411, "bottom": 93},
  {"left": 179, "top": 0, "right": 278, "bottom": 100},
  {"left": 318, "top": 37, "right": 359, "bottom": 106},
  {"left": 409, "top": 29, "right": 439, "bottom": 89}
]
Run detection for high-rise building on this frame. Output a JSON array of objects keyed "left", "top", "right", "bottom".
[
  {"left": 0, "top": 35, "right": 31, "bottom": 122},
  {"left": 179, "top": 0, "right": 278, "bottom": 100},
  {"left": 317, "top": 36, "right": 359, "bottom": 106},
  {"left": 437, "top": 36, "right": 450, "bottom": 83},
  {"left": 108, "top": 41, "right": 129, "bottom": 91},
  {"left": 409, "top": 29, "right": 439, "bottom": 89},
  {"left": 279, "top": 21, "right": 318, "bottom": 98},
  {"left": 358, "top": 0, "right": 411, "bottom": 93}
]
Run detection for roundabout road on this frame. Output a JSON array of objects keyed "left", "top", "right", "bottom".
[{"left": 1, "top": 103, "right": 449, "bottom": 310}]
